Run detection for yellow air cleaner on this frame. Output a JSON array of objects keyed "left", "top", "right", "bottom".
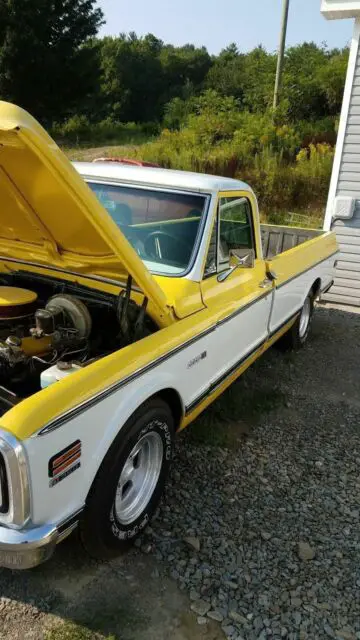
[{"left": 0, "top": 286, "right": 38, "bottom": 319}]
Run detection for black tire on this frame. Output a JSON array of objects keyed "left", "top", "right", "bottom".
[
  {"left": 276, "top": 292, "right": 314, "bottom": 351},
  {"left": 79, "top": 397, "right": 174, "bottom": 559}
]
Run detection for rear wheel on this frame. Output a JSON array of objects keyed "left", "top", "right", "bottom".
[
  {"left": 276, "top": 292, "right": 314, "bottom": 351},
  {"left": 79, "top": 398, "right": 174, "bottom": 559}
]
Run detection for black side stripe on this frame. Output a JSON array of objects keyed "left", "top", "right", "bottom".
[
  {"left": 185, "top": 337, "right": 266, "bottom": 415},
  {"left": 216, "top": 291, "right": 270, "bottom": 327},
  {"left": 275, "top": 250, "right": 339, "bottom": 290},
  {"left": 185, "top": 309, "right": 301, "bottom": 415},
  {"left": 38, "top": 292, "right": 269, "bottom": 436},
  {"left": 37, "top": 250, "right": 333, "bottom": 436},
  {"left": 268, "top": 309, "right": 301, "bottom": 340},
  {"left": 57, "top": 507, "right": 85, "bottom": 536},
  {"left": 320, "top": 280, "right": 334, "bottom": 295},
  {"left": 37, "top": 323, "right": 216, "bottom": 435}
]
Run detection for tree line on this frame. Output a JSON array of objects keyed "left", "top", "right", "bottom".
[{"left": 0, "top": 0, "right": 349, "bottom": 131}]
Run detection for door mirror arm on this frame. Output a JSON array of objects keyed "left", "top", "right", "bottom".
[{"left": 217, "top": 251, "right": 254, "bottom": 282}]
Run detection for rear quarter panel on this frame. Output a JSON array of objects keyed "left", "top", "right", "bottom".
[{"left": 267, "top": 230, "right": 338, "bottom": 331}]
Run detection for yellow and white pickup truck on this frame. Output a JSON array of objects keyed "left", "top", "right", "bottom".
[{"left": 0, "top": 102, "right": 338, "bottom": 569}]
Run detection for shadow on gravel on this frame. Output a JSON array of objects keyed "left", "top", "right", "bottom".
[
  {"left": 0, "top": 535, "right": 223, "bottom": 639},
  {"left": 0, "top": 305, "right": 359, "bottom": 640}
]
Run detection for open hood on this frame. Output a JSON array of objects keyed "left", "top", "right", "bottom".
[{"left": 0, "top": 101, "right": 170, "bottom": 325}]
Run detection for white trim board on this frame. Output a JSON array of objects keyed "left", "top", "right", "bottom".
[{"left": 321, "top": 1, "right": 360, "bottom": 19}]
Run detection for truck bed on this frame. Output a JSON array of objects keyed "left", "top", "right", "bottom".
[{"left": 261, "top": 224, "right": 323, "bottom": 259}]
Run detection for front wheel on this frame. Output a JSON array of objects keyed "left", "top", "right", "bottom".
[
  {"left": 276, "top": 292, "right": 314, "bottom": 351},
  {"left": 79, "top": 398, "right": 174, "bottom": 559}
]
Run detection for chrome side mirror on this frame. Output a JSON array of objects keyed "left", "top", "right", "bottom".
[
  {"left": 217, "top": 250, "right": 255, "bottom": 282},
  {"left": 232, "top": 250, "right": 255, "bottom": 268}
]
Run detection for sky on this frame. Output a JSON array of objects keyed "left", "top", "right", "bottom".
[{"left": 97, "top": 0, "right": 353, "bottom": 53}]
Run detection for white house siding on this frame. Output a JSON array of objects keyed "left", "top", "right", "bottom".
[{"left": 323, "top": 21, "right": 360, "bottom": 305}]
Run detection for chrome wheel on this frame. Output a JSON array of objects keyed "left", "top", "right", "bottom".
[
  {"left": 114, "top": 431, "right": 164, "bottom": 525},
  {"left": 299, "top": 297, "right": 311, "bottom": 338}
]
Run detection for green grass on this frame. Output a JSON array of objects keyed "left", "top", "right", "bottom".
[
  {"left": 45, "top": 621, "right": 116, "bottom": 640},
  {"left": 63, "top": 143, "right": 140, "bottom": 162},
  {"left": 187, "top": 380, "right": 286, "bottom": 448}
]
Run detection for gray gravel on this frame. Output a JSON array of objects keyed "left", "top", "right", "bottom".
[
  {"left": 0, "top": 304, "right": 359, "bottom": 640},
  {"left": 136, "top": 305, "right": 360, "bottom": 640}
]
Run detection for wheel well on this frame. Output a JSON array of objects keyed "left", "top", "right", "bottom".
[
  {"left": 311, "top": 278, "right": 322, "bottom": 299},
  {"left": 156, "top": 388, "right": 184, "bottom": 431}
]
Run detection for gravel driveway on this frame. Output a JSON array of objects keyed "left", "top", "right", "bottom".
[{"left": 0, "top": 304, "right": 359, "bottom": 640}]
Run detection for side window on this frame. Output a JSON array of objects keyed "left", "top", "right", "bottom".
[{"left": 218, "top": 197, "right": 255, "bottom": 268}]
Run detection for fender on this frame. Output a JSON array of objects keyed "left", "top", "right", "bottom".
[{"left": 23, "top": 371, "right": 186, "bottom": 527}]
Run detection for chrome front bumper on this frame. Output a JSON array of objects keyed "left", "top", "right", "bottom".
[
  {"left": 0, "top": 512, "right": 81, "bottom": 569},
  {"left": 0, "top": 522, "right": 58, "bottom": 569}
]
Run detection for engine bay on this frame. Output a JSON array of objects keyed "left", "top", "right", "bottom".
[{"left": 0, "top": 271, "right": 157, "bottom": 414}]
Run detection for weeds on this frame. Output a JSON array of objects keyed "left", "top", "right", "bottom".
[
  {"left": 51, "top": 115, "right": 159, "bottom": 146},
  {"left": 63, "top": 100, "right": 334, "bottom": 221}
]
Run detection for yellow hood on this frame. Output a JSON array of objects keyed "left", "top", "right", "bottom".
[{"left": 0, "top": 101, "right": 170, "bottom": 324}]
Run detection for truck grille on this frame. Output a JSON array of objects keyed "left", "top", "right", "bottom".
[{"left": 0, "top": 454, "right": 9, "bottom": 513}]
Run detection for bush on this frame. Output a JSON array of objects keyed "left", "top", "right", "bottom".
[
  {"left": 111, "top": 113, "right": 334, "bottom": 218},
  {"left": 51, "top": 117, "right": 160, "bottom": 145},
  {"left": 240, "top": 143, "right": 334, "bottom": 216}
]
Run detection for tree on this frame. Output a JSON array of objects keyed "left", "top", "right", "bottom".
[
  {"left": 206, "top": 45, "right": 277, "bottom": 112},
  {"left": 159, "top": 43, "right": 212, "bottom": 104},
  {"left": 96, "top": 35, "right": 211, "bottom": 124},
  {"left": 280, "top": 42, "right": 348, "bottom": 122},
  {"left": 97, "top": 33, "right": 165, "bottom": 123},
  {"left": 317, "top": 48, "right": 348, "bottom": 114},
  {"left": 241, "top": 46, "right": 277, "bottom": 113},
  {"left": 206, "top": 53, "right": 246, "bottom": 103},
  {"left": 0, "top": 0, "right": 104, "bottom": 122}
]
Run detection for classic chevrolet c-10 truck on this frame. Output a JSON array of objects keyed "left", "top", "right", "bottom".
[{"left": 0, "top": 102, "right": 338, "bottom": 569}]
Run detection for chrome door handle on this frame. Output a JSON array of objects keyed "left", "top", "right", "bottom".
[{"left": 259, "top": 278, "right": 273, "bottom": 288}]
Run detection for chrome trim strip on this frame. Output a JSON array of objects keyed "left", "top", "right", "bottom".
[
  {"left": 320, "top": 280, "right": 334, "bottom": 295},
  {"left": 35, "top": 254, "right": 326, "bottom": 437},
  {"left": 185, "top": 308, "right": 301, "bottom": 415},
  {"left": 37, "top": 288, "right": 273, "bottom": 435},
  {"left": 82, "top": 175, "right": 211, "bottom": 195},
  {"left": 268, "top": 309, "right": 301, "bottom": 340},
  {"left": 37, "top": 289, "right": 276, "bottom": 436},
  {"left": 37, "top": 324, "right": 217, "bottom": 436},
  {"left": 0, "top": 429, "right": 30, "bottom": 527},
  {"left": 56, "top": 507, "right": 84, "bottom": 542},
  {"left": 216, "top": 291, "right": 271, "bottom": 327},
  {"left": 275, "top": 250, "right": 339, "bottom": 290},
  {"left": 185, "top": 336, "right": 266, "bottom": 414}
]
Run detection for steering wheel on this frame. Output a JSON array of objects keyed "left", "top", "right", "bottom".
[
  {"left": 121, "top": 226, "right": 146, "bottom": 258},
  {"left": 144, "top": 230, "right": 191, "bottom": 262}
]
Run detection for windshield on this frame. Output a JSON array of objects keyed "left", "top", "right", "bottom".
[{"left": 88, "top": 182, "right": 207, "bottom": 275}]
